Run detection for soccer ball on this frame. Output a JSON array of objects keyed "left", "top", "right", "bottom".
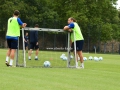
[
  {"left": 60, "top": 53, "right": 65, "bottom": 59},
  {"left": 44, "top": 61, "right": 51, "bottom": 67},
  {"left": 98, "top": 57, "right": 103, "bottom": 61},
  {"left": 63, "top": 56, "right": 67, "bottom": 61},
  {"left": 94, "top": 56, "right": 99, "bottom": 61},
  {"left": 89, "top": 56, "right": 93, "bottom": 60},
  {"left": 83, "top": 57, "right": 87, "bottom": 61},
  {"left": 60, "top": 54, "right": 68, "bottom": 60},
  {"left": 70, "top": 55, "right": 73, "bottom": 59}
]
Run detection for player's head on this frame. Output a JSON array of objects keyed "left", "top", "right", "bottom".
[
  {"left": 68, "top": 17, "right": 76, "bottom": 24},
  {"left": 13, "top": 10, "right": 20, "bottom": 16},
  {"left": 34, "top": 24, "right": 39, "bottom": 28}
]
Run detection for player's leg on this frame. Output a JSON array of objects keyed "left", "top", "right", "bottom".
[
  {"left": 8, "top": 39, "right": 18, "bottom": 66},
  {"left": 76, "top": 40, "right": 84, "bottom": 68},
  {"left": 77, "top": 51, "right": 84, "bottom": 68},
  {"left": 35, "top": 43, "right": 39, "bottom": 60},
  {"left": 9, "top": 49, "right": 16, "bottom": 66},
  {"left": 5, "top": 49, "right": 11, "bottom": 66},
  {"left": 28, "top": 42, "right": 33, "bottom": 60},
  {"left": 5, "top": 39, "right": 11, "bottom": 66},
  {"left": 26, "top": 46, "right": 28, "bottom": 53},
  {"left": 71, "top": 42, "right": 78, "bottom": 67},
  {"left": 25, "top": 43, "right": 28, "bottom": 53},
  {"left": 28, "top": 49, "right": 32, "bottom": 60},
  {"left": 73, "top": 51, "right": 79, "bottom": 67},
  {"left": 35, "top": 48, "right": 39, "bottom": 60},
  {"left": 6, "top": 48, "right": 11, "bottom": 61}
]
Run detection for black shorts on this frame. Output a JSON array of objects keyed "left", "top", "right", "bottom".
[
  {"left": 25, "top": 42, "right": 28, "bottom": 47},
  {"left": 7, "top": 39, "right": 18, "bottom": 49},
  {"left": 71, "top": 40, "right": 84, "bottom": 51},
  {"left": 30, "top": 42, "right": 39, "bottom": 50}
]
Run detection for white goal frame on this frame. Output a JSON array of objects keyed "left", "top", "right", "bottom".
[{"left": 16, "top": 27, "right": 77, "bottom": 68}]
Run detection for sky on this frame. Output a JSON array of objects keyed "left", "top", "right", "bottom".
[{"left": 116, "top": 0, "right": 120, "bottom": 9}]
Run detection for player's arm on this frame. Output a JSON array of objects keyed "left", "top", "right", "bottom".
[
  {"left": 64, "top": 23, "right": 74, "bottom": 32},
  {"left": 24, "top": 38, "right": 28, "bottom": 42},
  {"left": 17, "top": 18, "right": 27, "bottom": 28},
  {"left": 27, "top": 38, "right": 29, "bottom": 43},
  {"left": 24, "top": 39, "right": 27, "bottom": 42},
  {"left": 64, "top": 26, "right": 73, "bottom": 32},
  {"left": 64, "top": 26, "right": 70, "bottom": 30}
]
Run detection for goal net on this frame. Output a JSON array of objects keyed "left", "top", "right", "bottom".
[{"left": 15, "top": 28, "right": 77, "bottom": 68}]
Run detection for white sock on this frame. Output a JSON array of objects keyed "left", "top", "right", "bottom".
[
  {"left": 9, "top": 59, "right": 13, "bottom": 66},
  {"left": 6, "top": 56, "right": 9, "bottom": 62},
  {"left": 29, "top": 56, "right": 31, "bottom": 59},
  {"left": 76, "top": 62, "right": 78, "bottom": 67},
  {"left": 35, "top": 56, "right": 38, "bottom": 58},
  {"left": 81, "top": 63, "right": 84, "bottom": 68}
]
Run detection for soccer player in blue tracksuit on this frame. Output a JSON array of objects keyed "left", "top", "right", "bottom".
[
  {"left": 28, "top": 24, "right": 39, "bottom": 60},
  {"left": 24, "top": 32, "right": 29, "bottom": 53}
]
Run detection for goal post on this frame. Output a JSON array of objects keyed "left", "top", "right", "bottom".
[
  {"left": 15, "top": 27, "right": 77, "bottom": 68},
  {"left": 22, "top": 28, "right": 26, "bottom": 67},
  {"left": 67, "top": 31, "right": 77, "bottom": 68}
]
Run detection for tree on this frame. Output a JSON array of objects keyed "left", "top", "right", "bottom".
[
  {"left": 0, "top": 0, "right": 120, "bottom": 47},
  {"left": 0, "top": 0, "right": 26, "bottom": 31}
]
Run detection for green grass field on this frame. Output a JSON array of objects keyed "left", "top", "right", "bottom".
[{"left": 0, "top": 49, "right": 120, "bottom": 90}]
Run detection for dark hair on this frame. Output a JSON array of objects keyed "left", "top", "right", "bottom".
[
  {"left": 69, "top": 17, "right": 77, "bottom": 22},
  {"left": 14, "top": 10, "right": 20, "bottom": 16},
  {"left": 34, "top": 24, "right": 39, "bottom": 27}
]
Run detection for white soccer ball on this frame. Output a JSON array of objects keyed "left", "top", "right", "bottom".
[
  {"left": 63, "top": 56, "right": 67, "bottom": 61},
  {"left": 62, "top": 53, "right": 65, "bottom": 56},
  {"left": 89, "top": 56, "right": 93, "bottom": 60},
  {"left": 44, "top": 61, "right": 51, "bottom": 67},
  {"left": 60, "top": 55, "right": 64, "bottom": 59},
  {"left": 60, "top": 53, "right": 65, "bottom": 59},
  {"left": 98, "top": 57, "right": 103, "bottom": 61},
  {"left": 83, "top": 57, "right": 87, "bottom": 61},
  {"left": 94, "top": 56, "right": 97, "bottom": 60},
  {"left": 94, "top": 57, "right": 99, "bottom": 61},
  {"left": 70, "top": 55, "right": 73, "bottom": 59}
]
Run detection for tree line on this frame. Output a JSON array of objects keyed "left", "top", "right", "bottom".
[{"left": 0, "top": 0, "right": 120, "bottom": 44}]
